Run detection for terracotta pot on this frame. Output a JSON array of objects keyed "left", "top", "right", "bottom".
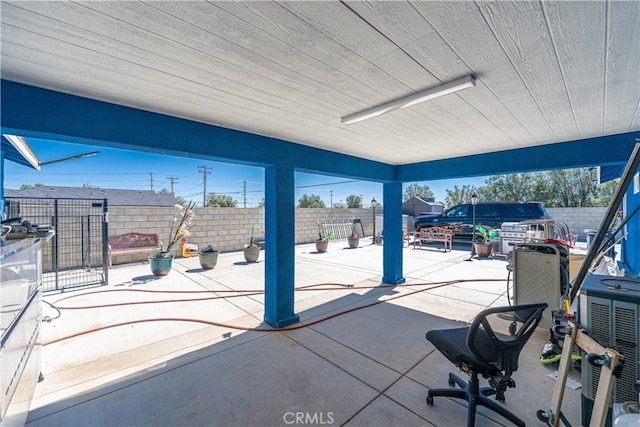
[
  {"left": 347, "top": 237, "right": 359, "bottom": 248},
  {"left": 243, "top": 247, "right": 260, "bottom": 263},
  {"left": 148, "top": 254, "right": 174, "bottom": 276},
  {"left": 198, "top": 250, "right": 219, "bottom": 269},
  {"left": 473, "top": 242, "right": 493, "bottom": 258},
  {"left": 315, "top": 240, "right": 329, "bottom": 253}
]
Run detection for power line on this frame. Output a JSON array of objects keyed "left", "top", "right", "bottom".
[{"left": 296, "top": 179, "right": 359, "bottom": 189}]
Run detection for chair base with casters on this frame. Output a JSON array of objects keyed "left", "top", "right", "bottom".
[
  {"left": 425, "top": 303, "right": 547, "bottom": 427},
  {"left": 426, "top": 371, "right": 523, "bottom": 427}
]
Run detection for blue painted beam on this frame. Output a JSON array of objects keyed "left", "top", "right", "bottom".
[
  {"left": 382, "top": 182, "right": 405, "bottom": 285},
  {"left": 0, "top": 80, "right": 395, "bottom": 183},
  {"left": 398, "top": 132, "right": 640, "bottom": 182},
  {"left": 263, "top": 165, "right": 299, "bottom": 328}
]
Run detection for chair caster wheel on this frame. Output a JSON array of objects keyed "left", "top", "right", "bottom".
[
  {"left": 536, "top": 410, "right": 552, "bottom": 426},
  {"left": 426, "top": 395, "right": 434, "bottom": 405}
]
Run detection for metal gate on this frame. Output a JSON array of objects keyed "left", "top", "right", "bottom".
[{"left": 4, "top": 197, "right": 108, "bottom": 292}]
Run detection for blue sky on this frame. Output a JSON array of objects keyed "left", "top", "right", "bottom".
[{"left": 4, "top": 138, "right": 487, "bottom": 207}]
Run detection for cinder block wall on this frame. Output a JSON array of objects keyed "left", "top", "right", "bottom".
[
  {"left": 547, "top": 207, "right": 607, "bottom": 240},
  {"left": 107, "top": 206, "right": 607, "bottom": 264},
  {"left": 108, "top": 206, "right": 375, "bottom": 264}
]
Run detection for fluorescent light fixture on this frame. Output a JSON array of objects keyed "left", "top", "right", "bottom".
[
  {"left": 4, "top": 134, "right": 41, "bottom": 170},
  {"left": 40, "top": 151, "right": 99, "bottom": 166},
  {"left": 341, "top": 75, "right": 476, "bottom": 125}
]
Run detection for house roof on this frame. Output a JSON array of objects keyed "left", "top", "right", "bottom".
[
  {"left": 4, "top": 186, "right": 177, "bottom": 207},
  {"left": 403, "top": 196, "right": 440, "bottom": 206}
]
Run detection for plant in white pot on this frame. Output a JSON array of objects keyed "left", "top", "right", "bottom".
[{"left": 243, "top": 227, "right": 262, "bottom": 263}]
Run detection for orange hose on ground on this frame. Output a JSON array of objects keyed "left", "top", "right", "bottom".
[{"left": 43, "top": 278, "right": 506, "bottom": 345}]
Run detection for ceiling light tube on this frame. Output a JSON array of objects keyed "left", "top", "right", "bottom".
[
  {"left": 341, "top": 75, "right": 476, "bottom": 125},
  {"left": 3, "top": 134, "right": 41, "bottom": 170}
]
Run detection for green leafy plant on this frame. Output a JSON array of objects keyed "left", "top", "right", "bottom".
[
  {"left": 314, "top": 220, "right": 335, "bottom": 241},
  {"left": 474, "top": 226, "right": 490, "bottom": 244}
]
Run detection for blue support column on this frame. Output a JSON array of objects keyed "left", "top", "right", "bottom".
[
  {"left": 382, "top": 182, "right": 406, "bottom": 285},
  {"left": 263, "top": 165, "right": 300, "bottom": 328}
]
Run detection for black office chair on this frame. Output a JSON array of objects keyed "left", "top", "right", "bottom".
[{"left": 425, "top": 303, "right": 547, "bottom": 427}]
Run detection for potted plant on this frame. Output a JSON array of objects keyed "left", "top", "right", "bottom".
[
  {"left": 243, "top": 227, "right": 261, "bottom": 263},
  {"left": 473, "top": 226, "right": 493, "bottom": 258},
  {"left": 314, "top": 220, "right": 334, "bottom": 253},
  {"left": 198, "top": 244, "right": 219, "bottom": 269},
  {"left": 148, "top": 202, "right": 196, "bottom": 276},
  {"left": 347, "top": 218, "right": 359, "bottom": 248}
]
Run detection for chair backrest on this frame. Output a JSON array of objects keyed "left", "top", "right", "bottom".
[{"left": 467, "top": 303, "right": 547, "bottom": 375}]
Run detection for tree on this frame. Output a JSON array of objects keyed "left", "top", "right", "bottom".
[
  {"left": 346, "top": 194, "right": 362, "bottom": 208},
  {"left": 477, "top": 173, "right": 538, "bottom": 202},
  {"left": 333, "top": 201, "right": 346, "bottom": 209},
  {"left": 19, "top": 183, "right": 45, "bottom": 189},
  {"left": 82, "top": 183, "right": 98, "bottom": 188},
  {"left": 403, "top": 183, "right": 434, "bottom": 202},
  {"left": 258, "top": 197, "right": 265, "bottom": 208},
  {"left": 472, "top": 168, "right": 599, "bottom": 207},
  {"left": 543, "top": 169, "right": 595, "bottom": 207},
  {"left": 592, "top": 179, "right": 619, "bottom": 207},
  {"left": 298, "top": 194, "right": 325, "bottom": 208},
  {"left": 444, "top": 185, "right": 477, "bottom": 208},
  {"left": 206, "top": 193, "right": 237, "bottom": 207}
]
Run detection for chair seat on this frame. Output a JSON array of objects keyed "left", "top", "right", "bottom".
[{"left": 426, "top": 327, "right": 500, "bottom": 376}]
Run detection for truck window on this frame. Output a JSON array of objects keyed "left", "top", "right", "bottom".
[
  {"left": 446, "top": 205, "right": 469, "bottom": 218},
  {"left": 475, "top": 204, "right": 499, "bottom": 218}
]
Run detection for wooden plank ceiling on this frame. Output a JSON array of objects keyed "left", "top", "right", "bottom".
[{"left": 1, "top": 1, "right": 638, "bottom": 165}]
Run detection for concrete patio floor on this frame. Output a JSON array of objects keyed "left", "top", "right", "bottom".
[{"left": 27, "top": 240, "right": 582, "bottom": 426}]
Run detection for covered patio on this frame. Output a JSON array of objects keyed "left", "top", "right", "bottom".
[
  {"left": 1, "top": 2, "right": 638, "bottom": 426},
  {"left": 28, "top": 242, "right": 581, "bottom": 426}
]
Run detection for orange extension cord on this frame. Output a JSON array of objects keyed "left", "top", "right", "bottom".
[{"left": 43, "top": 279, "right": 506, "bottom": 345}]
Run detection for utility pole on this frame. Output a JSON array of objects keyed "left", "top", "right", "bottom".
[
  {"left": 166, "top": 177, "right": 178, "bottom": 194},
  {"left": 330, "top": 190, "right": 333, "bottom": 208},
  {"left": 149, "top": 173, "right": 154, "bottom": 191},
  {"left": 198, "top": 165, "right": 211, "bottom": 206},
  {"left": 243, "top": 180, "right": 247, "bottom": 208}
]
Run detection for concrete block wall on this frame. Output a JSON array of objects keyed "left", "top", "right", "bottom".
[
  {"left": 108, "top": 206, "right": 375, "bottom": 264},
  {"left": 107, "top": 205, "right": 607, "bottom": 264},
  {"left": 547, "top": 207, "right": 607, "bottom": 241}
]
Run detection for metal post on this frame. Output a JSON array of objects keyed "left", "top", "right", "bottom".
[
  {"left": 467, "top": 193, "right": 478, "bottom": 261},
  {"left": 371, "top": 197, "right": 377, "bottom": 244}
]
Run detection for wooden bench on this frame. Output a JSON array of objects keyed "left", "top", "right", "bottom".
[
  {"left": 413, "top": 227, "right": 453, "bottom": 252},
  {"left": 107, "top": 233, "right": 161, "bottom": 267}
]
